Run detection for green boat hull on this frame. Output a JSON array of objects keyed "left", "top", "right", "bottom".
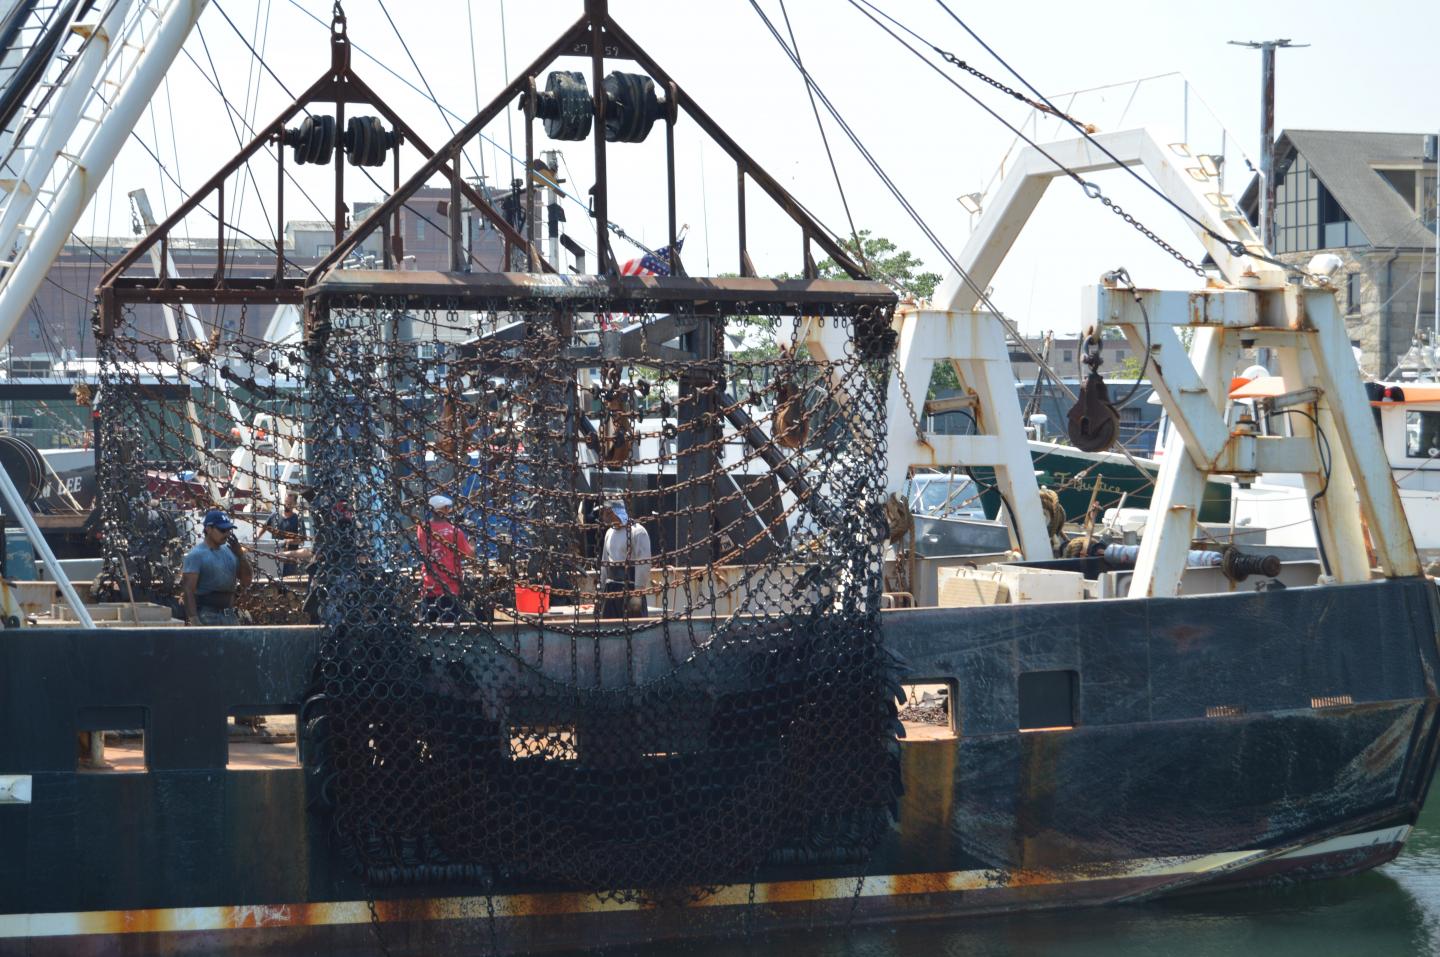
[{"left": 971, "top": 444, "right": 1232, "bottom": 525}]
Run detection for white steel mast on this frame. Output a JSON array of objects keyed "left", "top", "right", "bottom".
[{"left": 0, "top": 0, "right": 208, "bottom": 346}]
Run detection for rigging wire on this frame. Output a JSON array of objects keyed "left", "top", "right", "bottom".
[
  {"left": 747, "top": 0, "right": 1073, "bottom": 399},
  {"left": 199, "top": 6, "right": 296, "bottom": 251},
  {"left": 920, "top": 0, "right": 1311, "bottom": 280},
  {"left": 1270, "top": 407, "right": 1334, "bottom": 576},
  {"left": 498, "top": 0, "right": 517, "bottom": 181},
  {"left": 280, "top": 0, "right": 659, "bottom": 262},
  {"left": 776, "top": 0, "right": 866, "bottom": 273},
  {"left": 465, "top": 0, "right": 486, "bottom": 189},
  {"left": 229, "top": 0, "right": 274, "bottom": 230},
  {"left": 211, "top": 4, "right": 477, "bottom": 267},
  {"left": 698, "top": 141, "right": 712, "bottom": 275},
  {"left": 1103, "top": 267, "right": 1153, "bottom": 409},
  {"left": 844, "top": 0, "right": 1211, "bottom": 280},
  {"left": 175, "top": 11, "right": 333, "bottom": 228}
]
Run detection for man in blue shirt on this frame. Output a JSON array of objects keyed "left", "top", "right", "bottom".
[
  {"left": 263, "top": 493, "right": 306, "bottom": 576},
  {"left": 181, "top": 510, "right": 252, "bottom": 625}
]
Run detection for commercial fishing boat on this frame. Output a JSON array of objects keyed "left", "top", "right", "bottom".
[{"left": 1, "top": 3, "right": 1438, "bottom": 956}]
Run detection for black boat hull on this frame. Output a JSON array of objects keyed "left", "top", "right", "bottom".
[{"left": 2, "top": 577, "right": 1437, "bottom": 955}]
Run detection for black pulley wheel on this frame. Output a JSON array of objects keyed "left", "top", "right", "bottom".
[
  {"left": 290, "top": 115, "right": 336, "bottom": 165},
  {"left": 602, "top": 71, "right": 660, "bottom": 143},
  {"left": 0, "top": 435, "right": 45, "bottom": 511},
  {"left": 344, "top": 116, "right": 390, "bottom": 167},
  {"left": 537, "top": 71, "right": 592, "bottom": 141}
]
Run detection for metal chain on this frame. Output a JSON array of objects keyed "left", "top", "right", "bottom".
[
  {"left": 1090, "top": 188, "right": 1206, "bottom": 277},
  {"left": 932, "top": 48, "right": 1279, "bottom": 280},
  {"left": 934, "top": 48, "right": 1088, "bottom": 128},
  {"left": 366, "top": 898, "right": 393, "bottom": 957},
  {"left": 893, "top": 357, "right": 925, "bottom": 439}
]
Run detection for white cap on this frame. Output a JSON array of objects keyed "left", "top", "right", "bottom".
[{"left": 429, "top": 494, "right": 454, "bottom": 509}]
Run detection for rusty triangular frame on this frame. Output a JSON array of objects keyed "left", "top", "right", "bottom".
[
  {"left": 97, "top": 7, "right": 552, "bottom": 335},
  {"left": 309, "top": 0, "right": 868, "bottom": 288}
]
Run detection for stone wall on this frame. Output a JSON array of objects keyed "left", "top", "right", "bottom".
[{"left": 1273, "top": 248, "right": 1434, "bottom": 378}]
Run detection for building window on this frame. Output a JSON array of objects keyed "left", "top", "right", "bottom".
[
  {"left": 1406, "top": 411, "right": 1440, "bottom": 459},
  {"left": 1062, "top": 350, "right": 1073, "bottom": 363},
  {"left": 1424, "top": 173, "right": 1437, "bottom": 229},
  {"left": 1346, "top": 272, "right": 1360, "bottom": 315},
  {"left": 416, "top": 218, "right": 427, "bottom": 241},
  {"left": 1115, "top": 349, "right": 1126, "bottom": 360},
  {"left": 1273, "top": 154, "right": 1318, "bottom": 254}
]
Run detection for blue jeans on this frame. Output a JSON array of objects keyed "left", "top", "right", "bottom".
[{"left": 196, "top": 606, "right": 239, "bottom": 626}]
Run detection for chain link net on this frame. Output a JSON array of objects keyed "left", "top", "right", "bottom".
[{"left": 94, "top": 292, "right": 904, "bottom": 898}]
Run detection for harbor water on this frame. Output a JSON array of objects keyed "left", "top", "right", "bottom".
[{"left": 574, "top": 774, "right": 1440, "bottom": 957}]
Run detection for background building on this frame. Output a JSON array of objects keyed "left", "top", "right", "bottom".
[{"left": 1241, "top": 130, "right": 1438, "bottom": 377}]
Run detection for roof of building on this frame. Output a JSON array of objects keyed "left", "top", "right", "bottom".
[{"left": 1246, "top": 130, "right": 1436, "bottom": 250}]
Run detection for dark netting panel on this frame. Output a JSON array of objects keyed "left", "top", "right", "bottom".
[{"left": 95, "top": 295, "right": 902, "bottom": 896}]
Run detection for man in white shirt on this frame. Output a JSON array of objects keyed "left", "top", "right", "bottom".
[{"left": 599, "top": 500, "right": 651, "bottom": 619}]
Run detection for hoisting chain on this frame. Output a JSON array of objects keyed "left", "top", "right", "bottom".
[
  {"left": 932, "top": 47, "right": 1275, "bottom": 280},
  {"left": 934, "top": 47, "right": 1093, "bottom": 130},
  {"left": 893, "top": 356, "right": 925, "bottom": 440}
]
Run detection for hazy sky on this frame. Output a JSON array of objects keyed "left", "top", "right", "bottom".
[{"left": 89, "top": 0, "right": 1440, "bottom": 336}]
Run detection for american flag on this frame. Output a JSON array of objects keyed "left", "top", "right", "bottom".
[{"left": 619, "top": 239, "right": 682, "bottom": 277}]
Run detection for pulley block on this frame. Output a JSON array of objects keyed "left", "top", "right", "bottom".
[
  {"left": 525, "top": 69, "right": 663, "bottom": 143},
  {"left": 601, "top": 71, "right": 660, "bottom": 143},
  {"left": 1065, "top": 370, "right": 1119, "bottom": 453},
  {"left": 281, "top": 114, "right": 336, "bottom": 166},
  {"left": 532, "top": 70, "right": 593, "bottom": 141},
  {"left": 343, "top": 115, "right": 400, "bottom": 167}
]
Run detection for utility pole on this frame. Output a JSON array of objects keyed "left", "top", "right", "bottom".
[
  {"left": 1429, "top": 133, "right": 1438, "bottom": 342},
  {"left": 1228, "top": 38, "right": 1308, "bottom": 253}
]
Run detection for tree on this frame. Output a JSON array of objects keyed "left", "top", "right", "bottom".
[
  {"left": 815, "top": 230, "right": 942, "bottom": 300},
  {"left": 1112, "top": 353, "right": 1146, "bottom": 381}
]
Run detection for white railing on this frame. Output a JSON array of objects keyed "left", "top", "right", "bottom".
[{"left": 963, "top": 73, "right": 1258, "bottom": 234}]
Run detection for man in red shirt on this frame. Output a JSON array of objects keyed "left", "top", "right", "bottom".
[{"left": 416, "top": 494, "right": 474, "bottom": 622}]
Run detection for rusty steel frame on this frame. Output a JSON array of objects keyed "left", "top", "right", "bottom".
[
  {"left": 308, "top": 0, "right": 868, "bottom": 300},
  {"left": 95, "top": 8, "right": 552, "bottom": 337},
  {"left": 304, "top": 271, "right": 893, "bottom": 318}
]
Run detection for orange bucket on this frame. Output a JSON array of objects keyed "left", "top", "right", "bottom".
[{"left": 514, "top": 585, "right": 551, "bottom": 614}]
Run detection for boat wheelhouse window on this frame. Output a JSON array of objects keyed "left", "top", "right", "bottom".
[
  {"left": 1405, "top": 411, "right": 1440, "bottom": 459},
  {"left": 1018, "top": 670, "right": 1077, "bottom": 731}
]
